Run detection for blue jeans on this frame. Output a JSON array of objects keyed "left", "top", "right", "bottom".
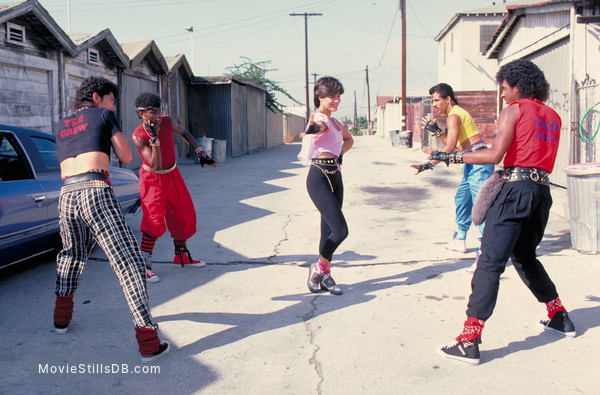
[{"left": 454, "top": 163, "right": 495, "bottom": 237}]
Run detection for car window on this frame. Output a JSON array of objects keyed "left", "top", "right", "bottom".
[
  {"left": 31, "top": 136, "right": 60, "bottom": 172},
  {"left": 0, "top": 134, "right": 33, "bottom": 181}
]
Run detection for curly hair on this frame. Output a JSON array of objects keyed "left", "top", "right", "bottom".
[
  {"left": 135, "top": 92, "right": 161, "bottom": 109},
  {"left": 496, "top": 59, "right": 549, "bottom": 102},
  {"left": 313, "top": 76, "right": 344, "bottom": 108},
  {"left": 429, "top": 83, "right": 459, "bottom": 105},
  {"left": 72, "top": 76, "right": 118, "bottom": 112}
]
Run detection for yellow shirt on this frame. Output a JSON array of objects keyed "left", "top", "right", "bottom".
[{"left": 449, "top": 105, "right": 480, "bottom": 147}]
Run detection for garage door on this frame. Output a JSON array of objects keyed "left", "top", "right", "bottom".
[{"left": 0, "top": 64, "right": 53, "bottom": 134}]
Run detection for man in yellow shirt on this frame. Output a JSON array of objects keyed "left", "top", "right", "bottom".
[{"left": 412, "top": 83, "right": 494, "bottom": 269}]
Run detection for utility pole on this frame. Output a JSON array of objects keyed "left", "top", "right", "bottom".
[
  {"left": 185, "top": 26, "right": 194, "bottom": 72},
  {"left": 400, "top": 0, "right": 407, "bottom": 131},
  {"left": 290, "top": 12, "right": 322, "bottom": 121},
  {"left": 365, "top": 65, "right": 372, "bottom": 134},
  {"left": 353, "top": 90, "right": 357, "bottom": 129}
]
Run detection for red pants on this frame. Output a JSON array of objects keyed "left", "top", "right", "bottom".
[{"left": 139, "top": 167, "right": 196, "bottom": 241}]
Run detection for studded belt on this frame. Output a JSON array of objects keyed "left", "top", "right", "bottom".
[
  {"left": 311, "top": 157, "right": 338, "bottom": 165},
  {"left": 143, "top": 162, "right": 177, "bottom": 174},
  {"left": 502, "top": 167, "right": 549, "bottom": 184}
]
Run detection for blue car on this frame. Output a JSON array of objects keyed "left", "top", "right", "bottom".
[{"left": 0, "top": 124, "right": 140, "bottom": 269}]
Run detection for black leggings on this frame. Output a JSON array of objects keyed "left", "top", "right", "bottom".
[{"left": 306, "top": 163, "right": 349, "bottom": 261}]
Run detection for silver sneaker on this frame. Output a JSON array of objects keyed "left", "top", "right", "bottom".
[
  {"left": 307, "top": 263, "right": 324, "bottom": 293},
  {"left": 320, "top": 273, "right": 342, "bottom": 295}
]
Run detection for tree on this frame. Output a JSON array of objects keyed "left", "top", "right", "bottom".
[
  {"left": 225, "top": 57, "right": 301, "bottom": 113},
  {"left": 351, "top": 116, "right": 368, "bottom": 134}
]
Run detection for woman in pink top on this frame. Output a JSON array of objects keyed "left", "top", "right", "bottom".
[{"left": 303, "top": 76, "right": 354, "bottom": 295}]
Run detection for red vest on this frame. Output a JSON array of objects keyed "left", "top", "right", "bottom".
[
  {"left": 503, "top": 98, "right": 561, "bottom": 173},
  {"left": 133, "top": 116, "right": 177, "bottom": 167}
]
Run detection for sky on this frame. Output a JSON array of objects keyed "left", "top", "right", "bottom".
[{"left": 37, "top": 0, "right": 500, "bottom": 119}]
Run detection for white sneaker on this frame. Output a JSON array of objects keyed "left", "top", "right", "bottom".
[
  {"left": 446, "top": 233, "right": 467, "bottom": 253},
  {"left": 146, "top": 269, "right": 160, "bottom": 283},
  {"left": 466, "top": 249, "right": 480, "bottom": 273}
]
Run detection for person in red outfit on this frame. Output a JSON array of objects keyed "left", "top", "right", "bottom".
[
  {"left": 431, "top": 60, "right": 576, "bottom": 366},
  {"left": 132, "top": 92, "right": 216, "bottom": 283}
]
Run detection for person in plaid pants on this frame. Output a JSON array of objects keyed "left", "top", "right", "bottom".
[{"left": 52, "top": 76, "right": 169, "bottom": 363}]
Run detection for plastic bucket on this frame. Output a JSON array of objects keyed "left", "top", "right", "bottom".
[{"left": 565, "top": 163, "right": 600, "bottom": 254}]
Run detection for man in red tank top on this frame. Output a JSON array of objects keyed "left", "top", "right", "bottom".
[
  {"left": 132, "top": 92, "right": 217, "bottom": 283},
  {"left": 428, "top": 60, "right": 575, "bottom": 365}
]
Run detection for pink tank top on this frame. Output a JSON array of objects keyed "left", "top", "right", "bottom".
[{"left": 311, "top": 112, "right": 343, "bottom": 158}]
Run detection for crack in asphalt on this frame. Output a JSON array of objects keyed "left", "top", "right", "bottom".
[
  {"left": 303, "top": 296, "right": 324, "bottom": 394},
  {"left": 267, "top": 212, "right": 294, "bottom": 264}
]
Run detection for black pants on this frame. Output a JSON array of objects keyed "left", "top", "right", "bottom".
[
  {"left": 467, "top": 180, "right": 559, "bottom": 320},
  {"left": 306, "top": 164, "right": 348, "bottom": 261}
]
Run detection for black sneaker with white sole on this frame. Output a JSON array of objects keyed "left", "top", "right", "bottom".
[
  {"left": 54, "top": 323, "right": 70, "bottom": 334},
  {"left": 437, "top": 337, "right": 482, "bottom": 366},
  {"left": 537, "top": 310, "right": 576, "bottom": 338},
  {"left": 141, "top": 341, "right": 170, "bottom": 363}
]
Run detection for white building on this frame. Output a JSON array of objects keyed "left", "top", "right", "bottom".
[{"left": 435, "top": 1, "right": 545, "bottom": 91}]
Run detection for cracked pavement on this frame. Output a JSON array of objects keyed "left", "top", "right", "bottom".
[{"left": 1, "top": 135, "right": 599, "bottom": 394}]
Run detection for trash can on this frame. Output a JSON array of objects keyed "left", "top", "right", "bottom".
[
  {"left": 398, "top": 130, "right": 413, "bottom": 148},
  {"left": 389, "top": 130, "right": 400, "bottom": 146},
  {"left": 565, "top": 163, "right": 600, "bottom": 254},
  {"left": 198, "top": 137, "right": 214, "bottom": 157},
  {"left": 212, "top": 139, "right": 227, "bottom": 163}
]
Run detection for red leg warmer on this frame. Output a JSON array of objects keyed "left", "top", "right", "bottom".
[
  {"left": 135, "top": 327, "right": 160, "bottom": 355},
  {"left": 54, "top": 295, "right": 74, "bottom": 327}
]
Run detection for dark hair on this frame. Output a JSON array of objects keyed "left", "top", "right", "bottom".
[
  {"left": 429, "top": 83, "right": 459, "bottom": 105},
  {"left": 72, "top": 76, "right": 118, "bottom": 112},
  {"left": 495, "top": 59, "right": 549, "bottom": 102},
  {"left": 135, "top": 92, "right": 161, "bottom": 109},
  {"left": 313, "top": 76, "right": 344, "bottom": 108}
]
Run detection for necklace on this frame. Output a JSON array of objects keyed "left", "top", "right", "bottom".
[{"left": 76, "top": 106, "right": 90, "bottom": 112}]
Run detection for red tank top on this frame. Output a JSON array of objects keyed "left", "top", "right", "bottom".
[
  {"left": 503, "top": 98, "right": 561, "bottom": 173},
  {"left": 133, "top": 115, "right": 177, "bottom": 167}
]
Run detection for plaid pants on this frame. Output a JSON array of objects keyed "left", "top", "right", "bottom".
[{"left": 55, "top": 180, "right": 157, "bottom": 330}]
